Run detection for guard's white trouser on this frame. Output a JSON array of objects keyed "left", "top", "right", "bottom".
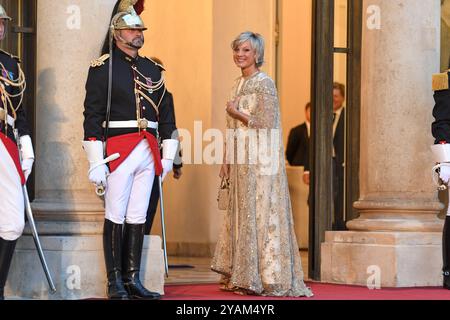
[
  {"left": 0, "top": 139, "right": 25, "bottom": 241},
  {"left": 105, "top": 139, "right": 155, "bottom": 225}
]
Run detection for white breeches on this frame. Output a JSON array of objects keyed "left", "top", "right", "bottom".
[
  {"left": 105, "top": 139, "right": 155, "bottom": 225},
  {"left": 0, "top": 139, "right": 25, "bottom": 241}
]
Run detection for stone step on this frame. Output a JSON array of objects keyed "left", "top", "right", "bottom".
[{"left": 5, "top": 235, "right": 165, "bottom": 300}]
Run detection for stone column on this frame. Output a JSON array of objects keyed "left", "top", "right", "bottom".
[
  {"left": 321, "top": 0, "right": 444, "bottom": 287},
  {"left": 5, "top": 0, "right": 164, "bottom": 299}
]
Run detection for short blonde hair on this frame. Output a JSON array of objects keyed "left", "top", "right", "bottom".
[{"left": 231, "top": 31, "right": 265, "bottom": 68}]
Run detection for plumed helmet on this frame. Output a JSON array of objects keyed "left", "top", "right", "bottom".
[
  {"left": 111, "top": 0, "right": 146, "bottom": 31},
  {"left": 0, "top": 5, "right": 12, "bottom": 21}
]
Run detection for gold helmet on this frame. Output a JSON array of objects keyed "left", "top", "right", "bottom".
[
  {"left": 0, "top": 5, "right": 12, "bottom": 21},
  {"left": 111, "top": 0, "right": 146, "bottom": 31}
]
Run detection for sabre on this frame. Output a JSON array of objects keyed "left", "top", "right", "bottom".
[
  {"left": 15, "top": 130, "right": 56, "bottom": 293},
  {"left": 103, "top": 23, "right": 115, "bottom": 158},
  {"left": 94, "top": 22, "right": 117, "bottom": 199},
  {"left": 158, "top": 175, "right": 169, "bottom": 277},
  {"left": 22, "top": 184, "right": 56, "bottom": 293}
]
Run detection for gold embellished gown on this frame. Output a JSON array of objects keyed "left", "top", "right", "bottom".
[{"left": 211, "top": 72, "right": 313, "bottom": 297}]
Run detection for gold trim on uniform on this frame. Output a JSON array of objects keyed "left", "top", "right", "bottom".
[
  {"left": 0, "top": 50, "right": 26, "bottom": 135},
  {"left": 90, "top": 54, "right": 110, "bottom": 68},
  {"left": 132, "top": 63, "right": 166, "bottom": 117},
  {"left": 0, "top": 49, "right": 20, "bottom": 63},
  {"left": 145, "top": 57, "right": 166, "bottom": 71},
  {"left": 433, "top": 70, "right": 450, "bottom": 91}
]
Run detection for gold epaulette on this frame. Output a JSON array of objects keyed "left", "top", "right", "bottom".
[
  {"left": 0, "top": 49, "right": 21, "bottom": 63},
  {"left": 432, "top": 70, "right": 450, "bottom": 91},
  {"left": 145, "top": 57, "right": 166, "bottom": 71},
  {"left": 90, "top": 54, "right": 110, "bottom": 68}
]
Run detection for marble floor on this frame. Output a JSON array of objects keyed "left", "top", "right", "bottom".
[{"left": 165, "top": 251, "right": 309, "bottom": 285}]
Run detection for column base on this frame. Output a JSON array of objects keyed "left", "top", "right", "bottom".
[
  {"left": 4, "top": 235, "right": 165, "bottom": 300},
  {"left": 351, "top": 200, "right": 444, "bottom": 232},
  {"left": 321, "top": 231, "right": 443, "bottom": 287}
]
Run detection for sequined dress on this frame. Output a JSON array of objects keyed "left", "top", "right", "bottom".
[{"left": 211, "top": 72, "right": 313, "bottom": 297}]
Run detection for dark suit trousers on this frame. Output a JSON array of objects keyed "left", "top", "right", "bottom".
[{"left": 333, "top": 158, "right": 345, "bottom": 230}]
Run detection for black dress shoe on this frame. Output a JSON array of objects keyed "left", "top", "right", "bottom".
[
  {"left": 123, "top": 273, "right": 161, "bottom": 300},
  {"left": 444, "top": 271, "right": 450, "bottom": 290},
  {"left": 443, "top": 217, "right": 450, "bottom": 290},
  {"left": 107, "top": 271, "right": 129, "bottom": 300}
]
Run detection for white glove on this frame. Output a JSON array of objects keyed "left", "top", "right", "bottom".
[
  {"left": 21, "top": 158, "right": 34, "bottom": 181},
  {"left": 19, "top": 135, "right": 35, "bottom": 181},
  {"left": 89, "top": 164, "right": 109, "bottom": 186},
  {"left": 161, "top": 159, "right": 173, "bottom": 182},
  {"left": 161, "top": 139, "right": 179, "bottom": 182},
  {"left": 82, "top": 140, "right": 110, "bottom": 188},
  {"left": 440, "top": 165, "right": 450, "bottom": 184}
]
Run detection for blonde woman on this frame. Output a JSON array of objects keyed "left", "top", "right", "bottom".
[{"left": 211, "top": 31, "right": 313, "bottom": 297}]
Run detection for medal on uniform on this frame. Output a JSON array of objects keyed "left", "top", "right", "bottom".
[{"left": 2, "top": 69, "right": 10, "bottom": 86}]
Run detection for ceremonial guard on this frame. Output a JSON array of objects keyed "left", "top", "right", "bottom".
[
  {"left": 0, "top": 6, "right": 35, "bottom": 300},
  {"left": 432, "top": 68, "right": 450, "bottom": 289},
  {"left": 82, "top": 0, "right": 178, "bottom": 300}
]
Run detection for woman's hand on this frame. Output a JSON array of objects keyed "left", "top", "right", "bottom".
[
  {"left": 226, "top": 97, "right": 249, "bottom": 125},
  {"left": 226, "top": 97, "right": 241, "bottom": 119},
  {"left": 219, "top": 163, "right": 230, "bottom": 180}
]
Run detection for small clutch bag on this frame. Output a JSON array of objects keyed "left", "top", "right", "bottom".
[{"left": 217, "top": 177, "right": 230, "bottom": 210}]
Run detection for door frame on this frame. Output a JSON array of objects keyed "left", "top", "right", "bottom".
[
  {"left": 309, "top": 0, "right": 335, "bottom": 281},
  {"left": 309, "top": 0, "right": 362, "bottom": 281},
  {"left": 345, "top": 0, "right": 362, "bottom": 224}
]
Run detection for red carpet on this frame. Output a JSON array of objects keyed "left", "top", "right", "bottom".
[{"left": 164, "top": 282, "right": 450, "bottom": 300}]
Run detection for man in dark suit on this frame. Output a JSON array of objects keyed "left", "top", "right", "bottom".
[
  {"left": 332, "top": 82, "right": 346, "bottom": 231},
  {"left": 286, "top": 103, "right": 311, "bottom": 185}
]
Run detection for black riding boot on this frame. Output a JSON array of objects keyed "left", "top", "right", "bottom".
[
  {"left": 103, "top": 219, "right": 129, "bottom": 300},
  {"left": 443, "top": 216, "right": 450, "bottom": 289},
  {"left": 0, "top": 237, "right": 17, "bottom": 300},
  {"left": 122, "top": 223, "right": 161, "bottom": 300}
]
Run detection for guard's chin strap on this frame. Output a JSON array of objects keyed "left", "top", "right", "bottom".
[
  {"left": 114, "top": 32, "right": 142, "bottom": 50},
  {"left": 114, "top": 32, "right": 132, "bottom": 48}
]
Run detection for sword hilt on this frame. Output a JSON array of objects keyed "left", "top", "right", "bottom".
[
  {"left": 96, "top": 185, "right": 106, "bottom": 197},
  {"left": 89, "top": 153, "right": 120, "bottom": 198},
  {"left": 432, "top": 164, "right": 449, "bottom": 191}
]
